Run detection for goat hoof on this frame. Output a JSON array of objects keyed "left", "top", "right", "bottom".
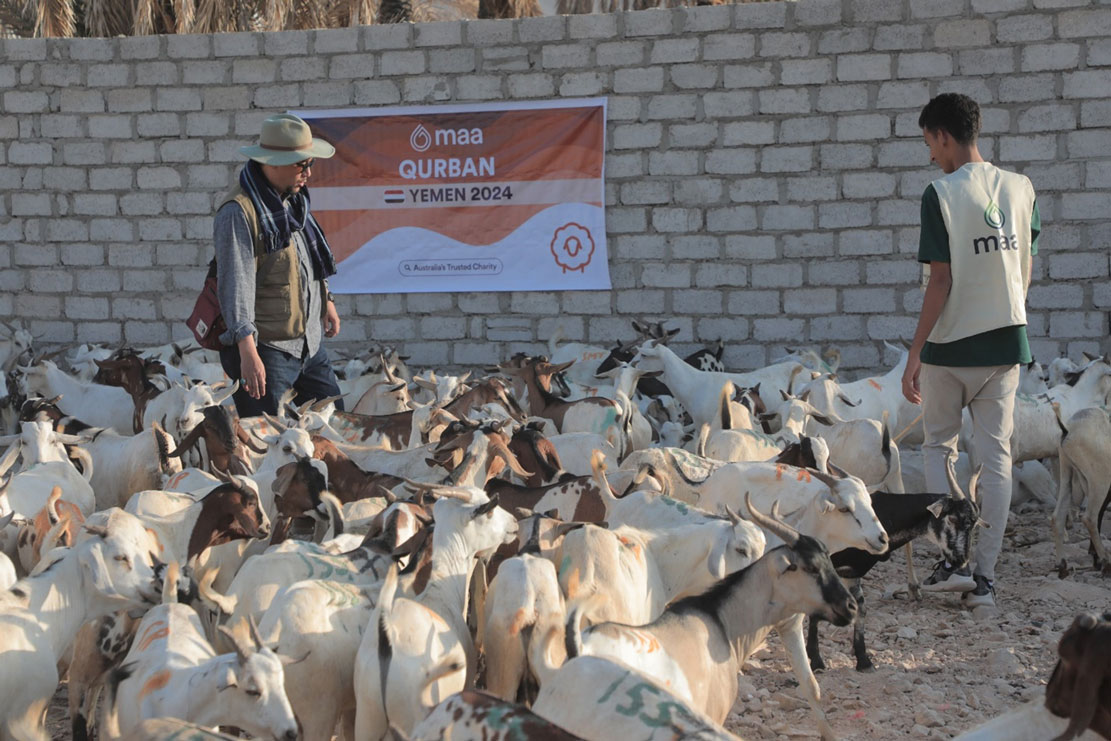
[
  {"left": 1101, "top": 563, "right": 1111, "bottom": 578},
  {"left": 908, "top": 585, "right": 922, "bottom": 602},
  {"left": 1057, "top": 560, "right": 1071, "bottom": 579},
  {"left": 856, "top": 660, "right": 876, "bottom": 673},
  {"left": 810, "top": 660, "right": 826, "bottom": 673}
]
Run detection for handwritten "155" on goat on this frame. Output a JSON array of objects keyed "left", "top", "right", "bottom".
[{"left": 597, "top": 672, "right": 710, "bottom": 732}]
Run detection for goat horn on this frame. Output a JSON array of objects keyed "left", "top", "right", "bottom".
[
  {"left": 247, "top": 615, "right": 265, "bottom": 650},
  {"left": 262, "top": 412, "right": 288, "bottom": 432},
  {"left": 400, "top": 478, "right": 473, "bottom": 502},
  {"left": 310, "top": 395, "right": 343, "bottom": 412},
  {"left": 944, "top": 458, "right": 967, "bottom": 501},
  {"left": 723, "top": 504, "right": 742, "bottom": 526},
  {"left": 744, "top": 492, "right": 799, "bottom": 547}
]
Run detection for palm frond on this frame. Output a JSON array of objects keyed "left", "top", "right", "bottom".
[
  {"left": 172, "top": 0, "right": 194, "bottom": 33},
  {"left": 35, "top": 0, "right": 76, "bottom": 36},
  {"left": 131, "top": 0, "right": 157, "bottom": 34},
  {"left": 0, "top": 0, "right": 36, "bottom": 37}
]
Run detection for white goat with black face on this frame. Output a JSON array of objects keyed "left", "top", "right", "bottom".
[
  {"left": 547, "top": 496, "right": 856, "bottom": 741},
  {"left": 353, "top": 483, "right": 519, "bottom": 739}
]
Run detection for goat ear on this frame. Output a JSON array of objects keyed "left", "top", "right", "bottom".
[
  {"left": 819, "top": 495, "right": 836, "bottom": 514},
  {"left": 976, "top": 517, "right": 990, "bottom": 529},
  {"left": 926, "top": 500, "right": 946, "bottom": 519},
  {"left": 279, "top": 650, "right": 311, "bottom": 666},
  {"left": 773, "top": 551, "right": 796, "bottom": 574}
]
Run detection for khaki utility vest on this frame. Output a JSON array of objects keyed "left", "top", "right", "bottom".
[
  {"left": 220, "top": 185, "right": 322, "bottom": 344},
  {"left": 928, "top": 162, "right": 1035, "bottom": 344}
]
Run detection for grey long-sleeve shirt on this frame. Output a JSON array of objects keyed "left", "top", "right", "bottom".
[{"left": 213, "top": 200, "right": 322, "bottom": 359}]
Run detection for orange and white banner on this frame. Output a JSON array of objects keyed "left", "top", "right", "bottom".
[{"left": 299, "top": 99, "right": 609, "bottom": 294}]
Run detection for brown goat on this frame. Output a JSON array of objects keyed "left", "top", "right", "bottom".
[{"left": 1045, "top": 610, "right": 1111, "bottom": 741}]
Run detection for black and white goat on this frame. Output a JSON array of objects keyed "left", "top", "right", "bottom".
[{"left": 806, "top": 467, "right": 986, "bottom": 672}]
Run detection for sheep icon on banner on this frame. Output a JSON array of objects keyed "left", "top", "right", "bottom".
[{"left": 550, "top": 223, "right": 595, "bottom": 273}]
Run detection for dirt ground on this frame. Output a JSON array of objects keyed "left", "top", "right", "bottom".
[
  {"left": 724, "top": 505, "right": 1111, "bottom": 740},
  {"left": 44, "top": 506, "right": 1109, "bottom": 740}
]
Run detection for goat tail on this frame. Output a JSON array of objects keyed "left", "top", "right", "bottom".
[
  {"left": 548, "top": 325, "right": 566, "bottom": 358},
  {"left": 590, "top": 449, "right": 618, "bottom": 507},
  {"left": 161, "top": 561, "right": 180, "bottom": 605},
  {"left": 69, "top": 445, "right": 94, "bottom": 482},
  {"left": 716, "top": 381, "right": 733, "bottom": 431},
  {"left": 319, "top": 491, "right": 345, "bottom": 539},
  {"left": 615, "top": 389, "right": 635, "bottom": 461},
  {"left": 563, "top": 593, "right": 604, "bottom": 661},
  {"left": 527, "top": 618, "right": 565, "bottom": 688},
  {"left": 101, "top": 661, "right": 135, "bottom": 741}
]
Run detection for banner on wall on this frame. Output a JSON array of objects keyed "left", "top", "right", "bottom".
[{"left": 298, "top": 98, "right": 609, "bottom": 294}]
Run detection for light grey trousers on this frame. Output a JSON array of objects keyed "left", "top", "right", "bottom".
[{"left": 920, "top": 363, "right": 1019, "bottom": 582}]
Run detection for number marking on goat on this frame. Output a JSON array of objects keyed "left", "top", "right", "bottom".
[
  {"left": 796, "top": 469, "right": 812, "bottom": 483},
  {"left": 868, "top": 379, "right": 882, "bottom": 390}
]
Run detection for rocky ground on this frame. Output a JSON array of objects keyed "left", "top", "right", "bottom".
[
  {"left": 725, "top": 506, "right": 1111, "bottom": 740},
  {"left": 44, "top": 506, "right": 1109, "bottom": 740}
]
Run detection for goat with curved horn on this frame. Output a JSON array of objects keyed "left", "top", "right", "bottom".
[{"left": 744, "top": 492, "right": 800, "bottom": 547}]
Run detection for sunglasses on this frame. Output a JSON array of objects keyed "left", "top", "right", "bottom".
[{"left": 292, "top": 159, "right": 315, "bottom": 173}]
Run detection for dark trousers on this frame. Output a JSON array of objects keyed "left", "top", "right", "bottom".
[{"left": 219, "top": 342, "right": 344, "bottom": 418}]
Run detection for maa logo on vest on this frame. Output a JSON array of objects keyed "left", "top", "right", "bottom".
[{"left": 973, "top": 203, "right": 1020, "bottom": 256}]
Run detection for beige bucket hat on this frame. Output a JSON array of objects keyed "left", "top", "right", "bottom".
[{"left": 239, "top": 113, "right": 336, "bottom": 166}]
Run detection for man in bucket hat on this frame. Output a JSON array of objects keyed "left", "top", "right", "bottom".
[{"left": 212, "top": 112, "right": 345, "bottom": 417}]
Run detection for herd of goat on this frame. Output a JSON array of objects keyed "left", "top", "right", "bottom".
[{"left": 0, "top": 318, "right": 1107, "bottom": 741}]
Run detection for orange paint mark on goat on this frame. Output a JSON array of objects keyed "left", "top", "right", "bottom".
[
  {"left": 566, "top": 568, "right": 582, "bottom": 599},
  {"left": 166, "top": 471, "right": 189, "bottom": 489},
  {"left": 868, "top": 379, "right": 882, "bottom": 391},
  {"left": 138, "top": 670, "right": 172, "bottom": 701},
  {"left": 508, "top": 608, "right": 528, "bottom": 636},
  {"left": 796, "top": 469, "right": 812, "bottom": 483},
  {"left": 137, "top": 621, "right": 169, "bottom": 651},
  {"left": 145, "top": 527, "right": 164, "bottom": 555},
  {"left": 775, "top": 464, "right": 784, "bottom": 481},
  {"left": 617, "top": 535, "right": 643, "bottom": 561}
]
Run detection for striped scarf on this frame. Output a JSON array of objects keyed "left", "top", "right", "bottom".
[{"left": 239, "top": 159, "right": 336, "bottom": 280}]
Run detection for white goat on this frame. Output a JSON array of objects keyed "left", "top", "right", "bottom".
[
  {"left": 0, "top": 510, "right": 161, "bottom": 741},
  {"left": 107, "top": 601, "right": 299, "bottom": 740},
  {"left": 1052, "top": 407, "right": 1111, "bottom": 576},
  {"left": 259, "top": 578, "right": 379, "bottom": 741},
  {"left": 352, "top": 484, "right": 519, "bottom": 739},
  {"left": 531, "top": 656, "right": 741, "bottom": 741}
]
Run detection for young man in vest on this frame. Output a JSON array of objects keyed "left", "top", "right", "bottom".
[
  {"left": 901, "top": 93, "right": 1040, "bottom": 616},
  {"left": 214, "top": 113, "right": 345, "bottom": 417}
]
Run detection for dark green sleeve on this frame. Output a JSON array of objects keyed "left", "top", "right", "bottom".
[
  {"left": 918, "top": 183, "right": 950, "bottom": 264},
  {"left": 1031, "top": 198, "right": 1040, "bottom": 256}
]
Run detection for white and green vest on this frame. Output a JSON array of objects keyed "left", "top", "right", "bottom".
[{"left": 928, "top": 162, "right": 1035, "bottom": 344}]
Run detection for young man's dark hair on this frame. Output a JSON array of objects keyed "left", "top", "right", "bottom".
[{"left": 917, "top": 93, "right": 981, "bottom": 146}]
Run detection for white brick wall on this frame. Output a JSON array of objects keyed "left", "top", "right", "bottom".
[{"left": 1, "top": 0, "right": 1107, "bottom": 372}]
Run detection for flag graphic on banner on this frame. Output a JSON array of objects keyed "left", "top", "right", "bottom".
[{"left": 297, "top": 98, "right": 609, "bottom": 294}]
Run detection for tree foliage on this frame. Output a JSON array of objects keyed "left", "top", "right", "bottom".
[{"left": 0, "top": 0, "right": 778, "bottom": 37}]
